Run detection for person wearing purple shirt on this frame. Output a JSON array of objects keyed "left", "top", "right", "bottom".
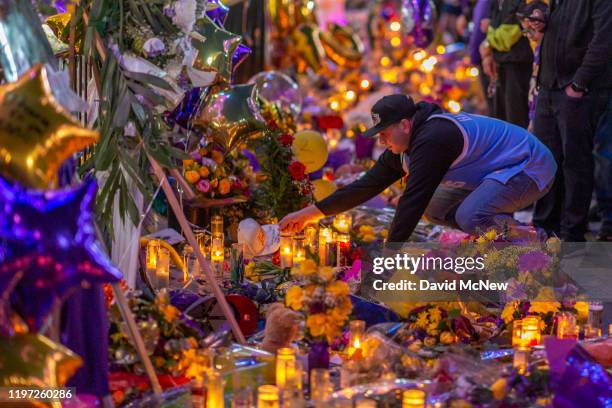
[{"left": 468, "top": 0, "right": 493, "bottom": 115}]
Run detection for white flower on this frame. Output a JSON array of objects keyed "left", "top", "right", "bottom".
[
  {"left": 172, "top": 0, "right": 197, "bottom": 33},
  {"left": 143, "top": 38, "right": 166, "bottom": 58}
]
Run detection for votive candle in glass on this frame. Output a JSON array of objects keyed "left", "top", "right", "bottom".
[
  {"left": 318, "top": 227, "right": 334, "bottom": 267},
  {"left": 304, "top": 225, "right": 317, "bottom": 253},
  {"left": 333, "top": 213, "right": 352, "bottom": 234},
  {"left": 183, "top": 245, "right": 199, "bottom": 282},
  {"left": 402, "top": 389, "right": 426, "bottom": 408},
  {"left": 336, "top": 233, "right": 350, "bottom": 268},
  {"left": 276, "top": 347, "right": 296, "bottom": 389},
  {"left": 257, "top": 385, "right": 279, "bottom": 408},
  {"left": 211, "top": 236, "right": 224, "bottom": 262},
  {"left": 511, "top": 319, "right": 523, "bottom": 348},
  {"left": 513, "top": 348, "right": 530, "bottom": 375},
  {"left": 292, "top": 234, "right": 306, "bottom": 266},
  {"left": 146, "top": 239, "right": 159, "bottom": 286},
  {"left": 348, "top": 320, "right": 365, "bottom": 358},
  {"left": 521, "top": 316, "right": 541, "bottom": 347},
  {"left": 556, "top": 312, "right": 577, "bottom": 339},
  {"left": 156, "top": 247, "right": 170, "bottom": 289},
  {"left": 211, "top": 215, "right": 223, "bottom": 238},
  {"left": 280, "top": 232, "right": 293, "bottom": 269},
  {"left": 309, "top": 368, "right": 331, "bottom": 405},
  {"left": 205, "top": 369, "right": 224, "bottom": 408}
]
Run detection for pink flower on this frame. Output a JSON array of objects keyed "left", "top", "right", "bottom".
[
  {"left": 196, "top": 179, "right": 210, "bottom": 194},
  {"left": 439, "top": 230, "right": 470, "bottom": 247}
]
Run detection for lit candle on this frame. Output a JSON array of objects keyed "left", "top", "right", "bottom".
[
  {"left": 211, "top": 215, "right": 224, "bottom": 238},
  {"left": 183, "top": 245, "right": 199, "bottom": 282},
  {"left": 146, "top": 239, "right": 159, "bottom": 287},
  {"left": 206, "top": 369, "right": 224, "bottom": 408},
  {"left": 257, "top": 385, "right": 279, "bottom": 408},
  {"left": 348, "top": 320, "right": 365, "bottom": 359},
  {"left": 211, "top": 236, "right": 224, "bottom": 262},
  {"left": 356, "top": 400, "right": 376, "bottom": 408},
  {"left": 156, "top": 247, "right": 170, "bottom": 289},
  {"left": 310, "top": 368, "right": 331, "bottom": 404},
  {"left": 276, "top": 347, "right": 296, "bottom": 389},
  {"left": 292, "top": 234, "right": 306, "bottom": 266},
  {"left": 304, "top": 225, "right": 317, "bottom": 254},
  {"left": 333, "top": 213, "right": 352, "bottom": 234},
  {"left": 402, "top": 389, "right": 426, "bottom": 408},
  {"left": 511, "top": 319, "right": 523, "bottom": 348},
  {"left": 336, "top": 233, "right": 350, "bottom": 268},
  {"left": 318, "top": 227, "right": 334, "bottom": 267},
  {"left": 521, "top": 316, "right": 541, "bottom": 347},
  {"left": 513, "top": 348, "right": 530, "bottom": 375},
  {"left": 280, "top": 233, "right": 293, "bottom": 269},
  {"left": 556, "top": 312, "right": 577, "bottom": 339}
]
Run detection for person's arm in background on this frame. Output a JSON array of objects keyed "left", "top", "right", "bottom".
[
  {"left": 568, "top": 0, "right": 612, "bottom": 94},
  {"left": 387, "top": 120, "right": 463, "bottom": 242},
  {"left": 280, "top": 151, "right": 404, "bottom": 232}
]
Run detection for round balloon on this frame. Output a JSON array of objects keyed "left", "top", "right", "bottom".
[
  {"left": 248, "top": 71, "right": 302, "bottom": 120},
  {"left": 311, "top": 179, "right": 337, "bottom": 201},
  {"left": 292, "top": 130, "right": 329, "bottom": 174}
]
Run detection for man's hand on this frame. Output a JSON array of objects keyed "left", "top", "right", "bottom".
[
  {"left": 279, "top": 205, "right": 326, "bottom": 233},
  {"left": 565, "top": 84, "right": 584, "bottom": 99},
  {"left": 482, "top": 56, "right": 497, "bottom": 79},
  {"left": 480, "top": 18, "right": 490, "bottom": 33}
]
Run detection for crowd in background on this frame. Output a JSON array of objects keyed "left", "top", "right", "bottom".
[{"left": 432, "top": 0, "right": 612, "bottom": 242}]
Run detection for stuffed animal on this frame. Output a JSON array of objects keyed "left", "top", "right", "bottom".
[{"left": 261, "top": 303, "right": 300, "bottom": 353}]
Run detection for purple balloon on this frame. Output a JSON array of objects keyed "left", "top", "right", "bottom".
[
  {"left": 164, "top": 87, "right": 207, "bottom": 132},
  {"left": 402, "top": 0, "right": 435, "bottom": 49},
  {"left": 205, "top": 0, "right": 230, "bottom": 27},
  {"left": 231, "top": 43, "right": 252, "bottom": 82},
  {"left": 0, "top": 177, "right": 122, "bottom": 331}
]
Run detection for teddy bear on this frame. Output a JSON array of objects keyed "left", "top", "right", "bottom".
[{"left": 261, "top": 303, "right": 301, "bottom": 353}]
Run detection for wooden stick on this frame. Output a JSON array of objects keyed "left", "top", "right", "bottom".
[
  {"left": 169, "top": 168, "right": 195, "bottom": 200},
  {"left": 112, "top": 283, "right": 163, "bottom": 395},
  {"left": 148, "top": 155, "right": 246, "bottom": 344}
]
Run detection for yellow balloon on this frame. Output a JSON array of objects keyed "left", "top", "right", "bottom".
[
  {"left": 0, "top": 64, "right": 99, "bottom": 189},
  {"left": 312, "top": 178, "right": 337, "bottom": 201},
  {"left": 292, "top": 130, "right": 328, "bottom": 173}
]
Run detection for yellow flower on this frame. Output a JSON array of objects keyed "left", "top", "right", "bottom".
[
  {"left": 491, "top": 378, "right": 507, "bottom": 400},
  {"left": 326, "top": 280, "right": 350, "bottom": 297},
  {"left": 182, "top": 159, "right": 195, "bottom": 168},
  {"left": 327, "top": 306, "right": 350, "bottom": 325},
  {"left": 184, "top": 170, "right": 200, "bottom": 184},
  {"left": 440, "top": 331, "right": 456, "bottom": 344},
  {"left": 485, "top": 229, "right": 498, "bottom": 241},
  {"left": 285, "top": 286, "right": 304, "bottom": 311},
  {"left": 300, "top": 259, "right": 318, "bottom": 277},
  {"left": 574, "top": 301, "right": 589, "bottom": 322},
  {"left": 318, "top": 266, "right": 335, "bottom": 281},
  {"left": 362, "top": 234, "right": 377, "bottom": 243},
  {"left": 211, "top": 150, "right": 224, "bottom": 164},
  {"left": 476, "top": 236, "right": 488, "bottom": 245},
  {"left": 415, "top": 311, "right": 429, "bottom": 329},
  {"left": 501, "top": 301, "right": 518, "bottom": 324},
  {"left": 427, "top": 323, "right": 439, "bottom": 336},
  {"left": 408, "top": 340, "right": 422, "bottom": 353},
  {"left": 424, "top": 337, "right": 437, "bottom": 347},
  {"left": 359, "top": 225, "right": 374, "bottom": 235},
  {"left": 307, "top": 314, "right": 327, "bottom": 337},
  {"left": 187, "top": 337, "right": 198, "bottom": 349},
  {"left": 529, "top": 301, "right": 559, "bottom": 315},
  {"left": 429, "top": 307, "right": 442, "bottom": 323},
  {"left": 163, "top": 304, "right": 180, "bottom": 323}
]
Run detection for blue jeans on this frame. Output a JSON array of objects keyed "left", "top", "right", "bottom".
[
  {"left": 424, "top": 172, "right": 551, "bottom": 236},
  {"left": 595, "top": 93, "right": 612, "bottom": 233}
]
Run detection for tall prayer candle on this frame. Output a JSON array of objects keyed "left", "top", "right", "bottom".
[
  {"left": 211, "top": 215, "right": 223, "bottom": 238},
  {"left": 280, "top": 233, "right": 293, "bottom": 268},
  {"left": 156, "top": 247, "right": 170, "bottom": 289},
  {"left": 511, "top": 320, "right": 523, "bottom": 348},
  {"left": 556, "top": 312, "right": 577, "bottom": 339},
  {"left": 206, "top": 370, "right": 224, "bottom": 408},
  {"left": 336, "top": 233, "right": 350, "bottom": 268},
  {"left": 304, "top": 225, "right": 317, "bottom": 253},
  {"left": 276, "top": 347, "right": 296, "bottom": 389},
  {"left": 292, "top": 234, "right": 306, "bottom": 266},
  {"left": 257, "top": 385, "right": 279, "bottom": 408},
  {"left": 402, "top": 389, "right": 426, "bottom": 408},
  {"left": 318, "top": 227, "right": 334, "bottom": 267}
]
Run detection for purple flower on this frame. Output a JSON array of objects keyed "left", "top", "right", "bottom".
[
  {"left": 505, "top": 278, "right": 528, "bottom": 302},
  {"left": 517, "top": 250, "right": 551, "bottom": 273},
  {"left": 196, "top": 179, "right": 210, "bottom": 193}
]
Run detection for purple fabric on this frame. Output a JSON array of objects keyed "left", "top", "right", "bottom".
[
  {"left": 61, "top": 284, "right": 110, "bottom": 399},
  {"left": 355, "top": 133, "right": 375, "bottom": 159},
  {"left": 468, "top": 0, "right": 492, "bottom": 65}
]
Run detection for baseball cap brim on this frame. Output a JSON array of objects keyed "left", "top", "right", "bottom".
[{"left": 362, "top": 122, "right": 393, "bottom": 138}]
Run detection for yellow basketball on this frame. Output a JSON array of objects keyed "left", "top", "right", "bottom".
[
  {"left": 292, "top": 130, "right": 329, "bottom": 173},
  {"left": 312, "top": 179, "right": 337, "bottom": 201}
]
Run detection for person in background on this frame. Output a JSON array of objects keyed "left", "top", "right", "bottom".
[
  {"left": 482, "top": 0, "right": 533, "bottom": 128},
  {"left": 594, "top": 94, "right": 612, "bottom": 241},
  {"left": 436, "top": 0, "right": 469, "bottom": 43},
  {"left": 467, "top": 0, "right": 493, "bottom": 115},
  {"left": 516, "top": 0, "right": 548, "bottom": 131},
  {"left": 532, "top": 0, "right": 612, "bottom": 242}
]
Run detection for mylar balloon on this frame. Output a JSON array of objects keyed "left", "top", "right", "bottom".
[
  {"left": 191, "top": 15, "right": 242, "bottom": 85},
  {"left": 205, "top": 0, "right": 230, "bottom": 27},
  {"left": 193, "top": 84, "right": 267, "bottom": 154},
  {"left": 231, "top": 43, "right": 252, "bottom": 82},
  {"left": 312, "top": 178, "right": 337, "bottom": 201},
  {"left": 292, "top": 23, "right": 328, "bottom": 74},
  {"left": 269, "top": 0, "right": 296, "bottom": 32},
  {"left": 292, "top": 130, "right": 329, "bottom": 173},
  {"left": 319, "top": 24, "right": 365, "bottom": 69},
  {"left": 249, "top": 71, "right": 302, "bottom": 120},
  {"left": 0, "top": 64, "right": 98, "bottom": 189},
  {"left": 402, "top": 0, "right": 435, "bottom": 49}
]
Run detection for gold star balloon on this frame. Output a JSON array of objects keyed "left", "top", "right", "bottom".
[
  {"left": 0, "top": 64, "right": 99, "bottom": 189},
  {"left": 193, "top": 83, "right": 267, "bottom": 154},
  {"left": 191, "top": 15, "right": 242, "bottom": 85}
]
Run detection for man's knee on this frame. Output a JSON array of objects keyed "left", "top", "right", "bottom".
[{"left": 454, "top": 206, "right": 485, "bottom": 235}]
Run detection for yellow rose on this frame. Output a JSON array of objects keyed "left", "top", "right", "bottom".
[
  {"left": 307, "top": 314, "right": 327, "bottom": 337},
  {"left": 285, "top": 286, "right": 304, "bottom": 311},
  {"left": 318, "top": 266, "right": 335, "bottom": 281},
  {"left": 327, "top": 280, "right": 350, "bottom": 297},
  {"left": 184, "top": 170, "right": 200, "bottom": 184},
  {"left": 491, "top": 378, "right": 507, "bottom": 400},
  {"left": 219, "top": 178, "right": 231, "bottom": 195}
]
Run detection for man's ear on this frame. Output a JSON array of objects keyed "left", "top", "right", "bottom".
[{"left": 400, "top": 118, "right": 412, "bottom": 133}]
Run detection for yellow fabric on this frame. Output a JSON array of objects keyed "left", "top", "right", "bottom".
[{"left": 487, "top": 24, "right": 523, "bottom": 52}]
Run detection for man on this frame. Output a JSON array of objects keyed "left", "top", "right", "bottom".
[
  {"left": 280, "top": 95, "right": 557, "bottom": 241},
  {"left": 531, "top": 0, "right": 612, "bottom": 242},
  {"left": 482, "top": 0, "right": 533, "bottom": 128}
]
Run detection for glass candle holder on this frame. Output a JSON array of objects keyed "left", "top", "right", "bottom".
[
  {"left": 336, "top": 233, "right": 350, "bottom": 268},
  {"left": 556, "top": 312, "right": 577, "bottom": 339},
  {"left": 402, "top": 389, "right": 426, "bottom": 408},
  {"left": 211, "top": 215, "right": 224, "bottom": 238},
  {"left": 513, "top": 348, "right": 530, "bottom": 375},
  {"left": 356, "top": 400, "right": 376, "bottom": 408},
  {"left": 146, "top": 240, "right": 159, "bottom": 269},
  {"left": 511, "top": 320, "right": 523, "bottom": 348},
  {"left": 333, "top": 213, "right": 352, "bottom": 234},
  {"left": 588, "top": 301, "right": 604, "bottom": 332},
  {"left": 521, "top": 316, "right": 541, "bottom": 347},
  {"left": 231, "top": 243, "right": 245, "bottom": 286},
  {"left": 348, "top": 320, "right": 365, "bottom": 358},
  {"left": 211, "top": 236, "right": 224, "bottom": 262},
  {"left": 182, "top": 245, "right": 199, "bottom": 282},
  {"left": 276, "top": 347, "right": 296, "bottom": 389},
  {"left": 310, "top": 368, "right": 331, "bottom": 404},
  {"left": 206, "top": 369, "right": 225, "bottom": 408},
  {"left": 318, "top": 227, "right": 334, "bottom": 267},
  {"left": 257, "top": 385, "right": 279, "bottom": 408},
  {"left": 196, "top": 232, "right": 210, "bottom": 260},
  {"left": 280, "top": 232, "right": 293, "bottom": 269},
  {"left": 304, "top": 225, "right": 317, "bottom": 253},
  {"left": 156, "top": 247, "right": 170, "bottom": 289},
  {"left": 292, "top": 234, "right": 306, "bottom": 266}
]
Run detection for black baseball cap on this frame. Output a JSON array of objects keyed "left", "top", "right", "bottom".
[{"left": 362, "top": 94, "right": 417, "bottom": 138}]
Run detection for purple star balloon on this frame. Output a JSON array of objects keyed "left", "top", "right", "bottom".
[
  {"left": 164, "top": 87, "right": 207, "bottom": 132},
  {"left": 231, "top": 43, "right": 252, "bottom": 82},
  {"left": 0, "top": 177, "right": 122, "bottom": 331},
  {"left": 205, "top": 0, "right": 230, "bottom": 27}
]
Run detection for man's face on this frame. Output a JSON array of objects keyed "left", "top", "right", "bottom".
[{"left": 378, "top": 119, "right": 412, "bottom": 154}]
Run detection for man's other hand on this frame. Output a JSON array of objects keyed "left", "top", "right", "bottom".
[{"left": 279, "top": 205, "right": 326, "bottom": 233}]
